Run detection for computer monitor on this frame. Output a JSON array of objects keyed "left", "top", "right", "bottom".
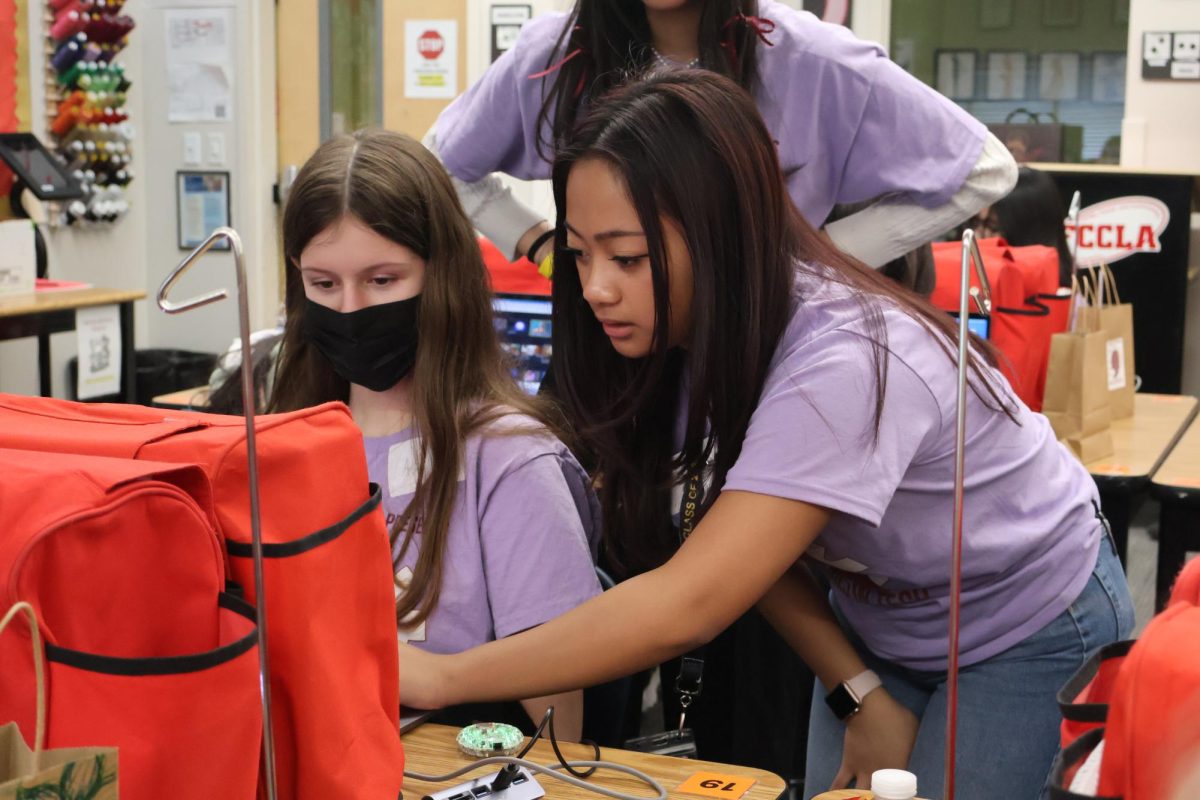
[{"left": 493, "top": 293, "right": 553, "bottom": 395}]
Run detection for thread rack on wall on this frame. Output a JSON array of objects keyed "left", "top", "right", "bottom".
[{"left": 43, "top": 0, "right": 134, "bottom": 225}]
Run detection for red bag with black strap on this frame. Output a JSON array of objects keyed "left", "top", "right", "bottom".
[
  {"left": 1049, "top": 557, "right": 1200, "bottom": 798},
  {"left": 0, "top": 448, "right": 261, "bottom": 800},
  {"left": 0, "top": 394, "right": 404, "bottom": 800},
  {"left": 932, "top": 237, "right": 1066, "bottom": 410}
]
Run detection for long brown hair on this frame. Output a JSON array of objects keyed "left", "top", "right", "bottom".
[
  {"left": 550, "top": 72, "right": 1015, "bottom": 577},
  {"left": 270, "top": 129, "right": 567, "bottom": 625}
]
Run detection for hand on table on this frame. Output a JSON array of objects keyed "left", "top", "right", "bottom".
[{"left": 832, "top": 688, "right": 919, "bottom": 790}]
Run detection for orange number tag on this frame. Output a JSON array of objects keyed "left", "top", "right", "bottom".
[{"left": 676, "top": 771, "right": 757, "bottom": 798}]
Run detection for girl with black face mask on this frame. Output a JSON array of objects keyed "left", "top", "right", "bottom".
[{"left": 267, "top": 129, "right": 604, "bottom": 741}]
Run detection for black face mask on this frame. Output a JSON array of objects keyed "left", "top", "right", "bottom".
[{"left": 302, "top": 295, "right": 420, "bottom": 392}]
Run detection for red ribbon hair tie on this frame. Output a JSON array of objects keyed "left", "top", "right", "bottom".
[{"left": 720, "top": 13, "right": 777, "bottom": 63}]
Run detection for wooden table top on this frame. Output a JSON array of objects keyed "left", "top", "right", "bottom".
[
  {"left": 1151, "top": 407, "right": 1200, "bottom": 493},
  {"left": 402, "top": 723, "right": 786, "bottom": 800},
  {"left": 1083, "top": 394, "right": 1199, "bottom": 480},
  {"left": 0, "top": 287, "right": 146, "bottom": 318},
  {"left": 810, "top": 791, "right": 929, "bottom": 800}
]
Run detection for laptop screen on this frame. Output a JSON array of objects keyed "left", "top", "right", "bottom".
[{"left": 493, "top": 294, "right": 553, "bottom": 395}]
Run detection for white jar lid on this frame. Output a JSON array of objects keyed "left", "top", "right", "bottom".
[{"left": 871, "top": 768, "right": 918, "bottom": 799}]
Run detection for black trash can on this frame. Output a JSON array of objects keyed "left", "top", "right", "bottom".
[{"left": 67, "top": 348, "right": 218, "bottom": 405}]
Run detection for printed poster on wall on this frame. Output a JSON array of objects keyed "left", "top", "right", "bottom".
[
  {"left": 405, "top": 20, "right": 457, "bottom": 99},
  {"left": 75, "top": 304, "right": 122, "bottom": 400},
  {"left": 165, "top": 8, "right": 235, "bottom": 122}
]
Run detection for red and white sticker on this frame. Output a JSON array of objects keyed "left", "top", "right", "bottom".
[
  {"left": 417, "top": 30, "right": 444, "bottom": 60},
  {"left": 1064, "top": 196, "right": 1171, "bottom": 267}
]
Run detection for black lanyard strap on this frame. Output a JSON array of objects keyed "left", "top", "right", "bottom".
[{"left": 674, "top": 471, "right": 707, "bottom": 725}]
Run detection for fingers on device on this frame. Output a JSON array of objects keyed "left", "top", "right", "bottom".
[{"left": 421, "top": 767, "right": 544, "bottom": 800}]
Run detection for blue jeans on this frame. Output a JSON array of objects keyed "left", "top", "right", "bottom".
[{"left": 804, "top": 532, "right": 1134, "bottom": 800}]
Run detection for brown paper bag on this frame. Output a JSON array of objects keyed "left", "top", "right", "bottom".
[
  {"left": 1043, "top": 278, "right": 1114, "bottom": 461},
  {"left": 0, "top": 603, "right": 118, "bottom": 800},
  {"left": 1077, "top": 264, "right": 1136, "bottom": 420}
]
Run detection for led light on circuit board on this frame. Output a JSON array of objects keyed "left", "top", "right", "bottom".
[{"left": 456, "top": 722, "right": 525, "bottom": 758}]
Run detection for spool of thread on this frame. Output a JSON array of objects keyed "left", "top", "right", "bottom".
[
  {"left": 50, "top": 105, "right": 81, "bottom": 137},
  {"left": 51, "top": 10, "right": 88, "bottom": 42},
  {"left": 51, "top": 36, "right": 86, "bottom": 72}
]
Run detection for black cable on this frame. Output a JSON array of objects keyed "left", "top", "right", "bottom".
[{"left": 518, "top": 706, "right": 600, "bottom": 779}]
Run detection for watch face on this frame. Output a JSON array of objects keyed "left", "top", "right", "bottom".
[{"left": 825, "top": 685, "right": 859, "bottom": 720}]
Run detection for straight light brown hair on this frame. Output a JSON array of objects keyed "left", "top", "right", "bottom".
[{"left": 270, "top": 128, "right": 568, "bottom": 626}]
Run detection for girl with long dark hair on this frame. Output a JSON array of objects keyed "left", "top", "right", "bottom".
[
  {"left": 400, "top": 73, "right": 1132, "bottom": 798},
  {"left": 269, "top": 129, "right": 602, "bottom": 739},
  {"left": 428, "top": 0, "right": 1015, "bottom": 274}
]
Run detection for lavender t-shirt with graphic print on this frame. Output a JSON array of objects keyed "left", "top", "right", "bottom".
[
  {"left": 713, "top": 269, "right": 1101, "bottom": 671},
  {"left": 435, "top": 0, "right": 985, "bottom": 230},
  {"left": 363, "top": 414, "right": 602, "bottom": 655}
]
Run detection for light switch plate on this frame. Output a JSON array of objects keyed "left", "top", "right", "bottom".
[
  {"left": 206, "top": 133, "right": 226, "bottom": 166},
  {"left": 183, "top": 132, "right": 202, "bottom": 166}
]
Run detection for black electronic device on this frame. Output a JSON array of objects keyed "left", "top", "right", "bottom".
[{"left": 0, "top": 132, "right": 85, "bottom": 201}]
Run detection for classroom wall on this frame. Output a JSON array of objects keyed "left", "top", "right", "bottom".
[
  {"left": 1120, "top": 0, "right": 1200, "bottom": 395},
  {"left": 0, "top": 0, "right": 150, "bottom": 397},
  {"left": 1121, "top": 0, "right": 1200, "bottom": 173},
  {"left": 0, "top": 0, "right": 279, "bottom": 399},
  {"left": 137, "top": 0, "right": 279, "bottom": 359}
]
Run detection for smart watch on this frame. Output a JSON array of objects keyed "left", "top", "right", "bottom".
[{"left": 824, "top": 669, "right": 882, "bottom": 721}]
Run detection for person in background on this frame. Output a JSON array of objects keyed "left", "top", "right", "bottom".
[
  {"left": 399, "top": 71, "right": 1133, "bottom": 799},
  {"left": 429, "top": 0, "right": 1016, "bottom": 275},
  {"left": 266, "top": 129, "right": 603, "bottom": 739},
  {"left": 973, "top": 166, "right": 1073, "bottom": 286}
]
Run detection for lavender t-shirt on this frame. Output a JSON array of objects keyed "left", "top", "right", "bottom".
[
  {"left": 363, "top": 414, "right": 602, "bottom": 654},
  {"left": 711, "top": 270, "right": 1101, "bottom": 671},
  {"left": 435, "top": 0, "right": 985, "bottom": 228}
]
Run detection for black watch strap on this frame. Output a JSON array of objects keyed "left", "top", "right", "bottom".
[{"left": 526, "top": 228, "right": 556, "bottom": 263}]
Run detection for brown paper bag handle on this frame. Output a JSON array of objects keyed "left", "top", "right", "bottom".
[
  {"left": 0, "top": 602, "right": 46, "bottom": 769},
  {"left": 1099, "top": 263, "right": 1122, "bottom": 306},
  {"left": 1071, "top": 273, "right": 1102, "bottom": 333}
]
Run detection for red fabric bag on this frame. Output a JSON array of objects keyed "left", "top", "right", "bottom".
[
  {"left": 480, "top": 235, "right": 551, "bottom": 296},
  {"left": 0, "top": 394, "right": 404, "bottom": 800},
  {"left": 1049, "top": 558, "right": 1200, "bottom": 798},
  {"left": 0, "top": 448, "right": 261, "bottom": 800},
  {"left": 1096, "top": 559, "right": 1200, "bottom": 798},
  {"left": 931, "top": 238, "right": 1066, "bottom": 410}
]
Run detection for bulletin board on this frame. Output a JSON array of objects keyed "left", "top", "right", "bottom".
[{"left": 0, "top": 0, "right": 27, "bottom": 216}]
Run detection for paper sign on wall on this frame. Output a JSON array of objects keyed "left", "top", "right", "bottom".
[
  {"left": 165, "top": 9, "right": 235, "bottom": 122},
  {"left": 0, "top": 219, "right": 36, "bottom": 297},
  {"left": 405, "top": 20, "right": 457, "bottom": 99},
  {"left": 75, "top": 304, "right": 122, "bottom": 400},
  {"left": 1063, "top": 196, "right": 1171, "bottom": 268},
  {"left": 491, "top": 5, "right": 531, "bottom": 63}
]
